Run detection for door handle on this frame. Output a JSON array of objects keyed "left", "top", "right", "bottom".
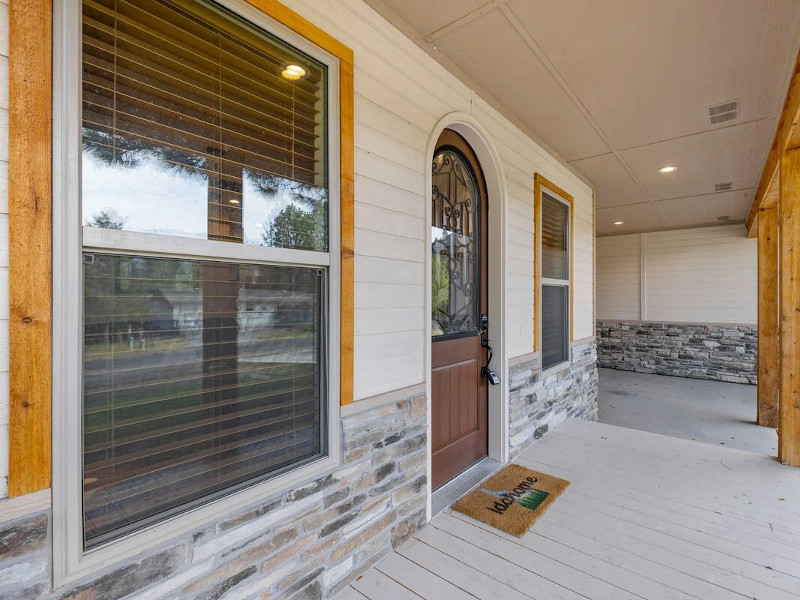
[{"left": 480, "top": 315, "right": 500, "bottom": 385}]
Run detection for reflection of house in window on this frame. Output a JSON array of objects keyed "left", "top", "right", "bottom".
[
  {"left": 238, "top": 288, "right": 315, "bottom": 327},
  {"left": 149, "top": 287, "right": 316, "bottom": 327},
  {"left": 161, "top": 290, "right": 202, "bottom": 328}
]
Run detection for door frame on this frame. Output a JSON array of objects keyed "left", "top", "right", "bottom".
[{"left": 424, "top": 113, "right": 509, "bottom": 520}]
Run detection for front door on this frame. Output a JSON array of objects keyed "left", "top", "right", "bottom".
[{"left": 431, "top": 130, "right": 489, "bottom": 489}]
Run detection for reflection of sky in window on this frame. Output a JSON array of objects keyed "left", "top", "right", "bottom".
[
  {"left": 433, "top": 226, "right": 471, "bottom": 248},
  {"left": 82, "top": 154, "right": 207, "bottom": 238},
  {"left": 82, "top": 154, "right": 303, "bottom": 244}
]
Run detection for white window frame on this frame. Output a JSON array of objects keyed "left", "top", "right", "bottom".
[
  {"left": 52, "top": 0, "right": 341, "bottom": 586},
  {"left": 538, "top": 186, "right": 571, "bottom": 375}
]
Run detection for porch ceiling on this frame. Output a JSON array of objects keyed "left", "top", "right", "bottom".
[{"left": 364, "top": 0, "right": 800, "bottom": 236}]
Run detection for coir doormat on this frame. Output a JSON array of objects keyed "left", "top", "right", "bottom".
[{"left": 452, "top": 464, "right": 569, "bottom": 537}]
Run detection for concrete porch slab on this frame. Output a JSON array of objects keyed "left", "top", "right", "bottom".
[{"left": 597, "top": 367, "right": 777, "bottom": 455}]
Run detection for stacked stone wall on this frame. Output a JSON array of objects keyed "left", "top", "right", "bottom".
[
  {"left": 508, "top": 339, "right": 599, "bottom": 459},
  {"left": 0, "top": 393, "right": 427, "bottom": 600},
  {"left": 596, "top": 321, "right": 757, "bottom": 385},
  {"left": 0, "top": 512, "right": 50, "bottom": 599}
]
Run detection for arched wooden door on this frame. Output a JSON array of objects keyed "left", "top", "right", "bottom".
[{"left": 431, "top": 130, "right": 489, "bottom": 489}]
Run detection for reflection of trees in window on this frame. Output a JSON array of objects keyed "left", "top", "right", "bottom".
[
  {"left": 431, "top": 250, "right": 450, "bottom": 336},
  {"left": 261, "top": 199, "right": 327, "bottom": 252},
  {"left": 85, "top": 208, "right": 127, "bottom": 230},
  {"left": 253, "top": 176, "right": 328, "bottom": 252}
]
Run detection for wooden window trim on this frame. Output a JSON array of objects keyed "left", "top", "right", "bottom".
[
  {"left": 8, "top": 0, "right": 355, "bottom": 498},
  {"left": 533, "top": 173, "right": 574, "bottom": 355}
]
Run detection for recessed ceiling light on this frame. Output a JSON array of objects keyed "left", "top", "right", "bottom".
[
  {"left": 658, "top": 166, "right": 678, "bottom": 173},
  {"left": 282, "top": 64, "right": 306, "bottom": 80},
  {"left": 614, "top": 221, "right": 624, "bottom": 225}
]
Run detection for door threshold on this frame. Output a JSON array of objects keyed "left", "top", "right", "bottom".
[{"left": 431, "top": 456, "right": 503, "bottom": 516}]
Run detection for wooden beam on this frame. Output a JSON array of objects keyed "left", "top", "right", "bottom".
[
  {"left": 747, "top": 167, "right": 781, "bottom": 238},
  {"left": 779, "top": 148, "right": 800, "bottom": 466},
  {"left": 8, "top": 0, "right": 53, "bottom": 497},
  {"left": 757, "top": 205, "right": 779, "bottom": 428},
  {"left": 747, "top": 46, "right": 800, "bottom": 237},
  {"left": 763, "top": 166, "right": 782, "bottom": 208},
  {"left": 339, "top": 58, "right": 355, "bottom": 406}
]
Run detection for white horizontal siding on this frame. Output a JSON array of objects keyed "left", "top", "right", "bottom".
[
  {"left": 572, "top": 196, "right": 595, "bottom": 339},
  {"left": 645, "top": 226, "right": 756, "bottom": 324},
  {"left": 596, "top": 225, "right": 756, "bottom": 325},
  {"left": 354, "top": 175, "right": 425, "bottom": 219},
  {"left": 596, "top": 234, "right": 641, "bottom": 320}
]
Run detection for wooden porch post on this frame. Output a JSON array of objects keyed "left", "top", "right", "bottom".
[
  {"left": 779, "top": 148, "right": 800, "bottom": 465},
  {"left": 757, "top": 205, "right": 779, "bottom": 428}
]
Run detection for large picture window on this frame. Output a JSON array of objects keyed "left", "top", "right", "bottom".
[
  {"left": 536, "top": 177, "right": 572, "bottom": 370},
  {"left": 82, "top": 256, "right": 325, "bottom": 545},
  {"left": 68, "top": 0, "right": 339, "bottom": 551}
]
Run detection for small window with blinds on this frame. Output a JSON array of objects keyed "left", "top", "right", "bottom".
[
  {"left": 540, "top": 190, "right": 570, "bottom": 370},
  {"left": 78, "top": 0, "right": 336, "bottom": 549}
]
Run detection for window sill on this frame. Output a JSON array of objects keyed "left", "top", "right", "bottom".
[{"left": 55, "top": 452, "right": 339, "bottom": 588}]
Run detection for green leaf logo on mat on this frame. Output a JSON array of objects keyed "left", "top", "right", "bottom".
[{"left": 517, "top": 488, "right": 549, "bottom": 510}]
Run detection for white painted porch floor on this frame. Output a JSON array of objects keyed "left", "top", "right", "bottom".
[{"left": 336, "top": 419, "right": 800, "bottom": 600}]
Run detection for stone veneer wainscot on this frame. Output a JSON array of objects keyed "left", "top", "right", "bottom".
[
  {"left": 596, "top": 321, "right": 757, "bottom": 385},
  {"left": 0, "top": 393, "right": 427, "bottom": 600},
  {"left": 508, "top": 339, "right": 599, "bottom": 459}
]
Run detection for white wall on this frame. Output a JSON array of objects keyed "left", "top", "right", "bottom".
[
  {"left": 0, "top": 0, "right": 596, "bottom": 498},
  {"left": 597, "top": 224, "right": 757, "bottom": 325},
  {"left": 596, "top": 233, "right": 640, "bottom": 321}
]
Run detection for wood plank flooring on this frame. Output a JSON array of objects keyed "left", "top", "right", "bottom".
[{"left": 337, "top": 419, "right": 800, "bottom": 600}]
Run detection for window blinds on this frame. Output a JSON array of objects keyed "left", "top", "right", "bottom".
[
  {"left": 82, "top": 0, "right": 327, "bottom": 245},
  {"left": 541, "top": 285, "right": 568, "bottom": 370},
  {"left": 541, "top": 192, "right": 569, "bottom": 281},
  {"left": 83, "top": 255, "right": 324, "bottom": 546}
]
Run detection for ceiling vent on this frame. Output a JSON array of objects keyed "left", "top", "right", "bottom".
[
  {"left": 708, "top": 100, "right": 739, "bottom": 125},
  {"left": 717, "top": 215, "right": 731, "bottom": 221},
  {"left": 714, "top": 182, "right": 733, "bottom": 192}
]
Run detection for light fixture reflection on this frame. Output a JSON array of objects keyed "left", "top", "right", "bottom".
[
  {"left": 614, "top": 221, "right": 624, "bottom": 225},
  {"left": 658, "top": 166, "right": 678, "bottom": 173},
  {"left": 282, "top": 64, "right": 306, "bottom": 81},
  {"left": 229, "top": 198, "right": 240, "bottom": 205}
]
